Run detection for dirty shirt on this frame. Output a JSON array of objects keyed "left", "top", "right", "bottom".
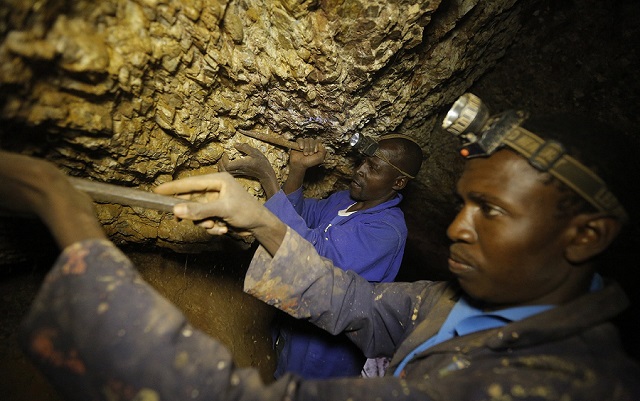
[
  {"left": 19, "top": 232, "right": 640, "bottom": 401},
  {"left": 264, "top": 188, "right": 406, "bottom": 378}
]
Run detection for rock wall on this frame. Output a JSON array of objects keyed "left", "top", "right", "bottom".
[{"left": 0, "top": 0, "right": 530, "bottom": 255}]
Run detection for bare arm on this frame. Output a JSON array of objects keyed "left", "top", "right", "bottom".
[
  {"left": 282, "top": 138, "right": 326, "bottom": 195},
  {"left": 0, "top": 151, "right": 106, "bottom": 248}
]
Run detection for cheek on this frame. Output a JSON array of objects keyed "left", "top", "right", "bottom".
[
  {"left": 476, "top": 224, "right": 535, "bottom": 275},
  {"left": 477, "top": 221, "right": 565, "bottom": 283}
]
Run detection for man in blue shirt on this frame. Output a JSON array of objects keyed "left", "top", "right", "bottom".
[{"left": 220, "top": 134, "right": 424, "bottom": 378}]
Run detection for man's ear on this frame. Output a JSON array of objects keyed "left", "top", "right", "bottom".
[
  {"left": 392, "top": 176, "right": 409, "bottom": 191},
  {"left": 565, "top": 213, "right": 623, "bottom": 264}
]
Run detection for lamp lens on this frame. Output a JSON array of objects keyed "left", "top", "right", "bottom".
[{"left": 349, "top": 133, "right": 361, "bottom": 147}]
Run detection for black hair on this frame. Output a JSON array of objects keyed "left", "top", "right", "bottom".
[
  {"left": 379, "top": 135, "right": 425, "bottom": 178},
  {"left": 522, "top": 114, "right": 639, "bottom": 222},
  {"left": 522, "top": 114, "right": 640, "bottom": 272}
]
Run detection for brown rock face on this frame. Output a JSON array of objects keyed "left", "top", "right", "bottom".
[{"left": 0, "top": 0, "right": 532, "bottom": 254}]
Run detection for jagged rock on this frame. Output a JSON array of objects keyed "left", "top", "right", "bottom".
[
  {"left": 2, "top": 0, "right": 638, "bottom": 260},
  {"left": 0, "top": 0, "right": 531, "bottom": 255}
]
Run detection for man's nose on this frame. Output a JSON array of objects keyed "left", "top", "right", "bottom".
[{"left": 447, "top": 206, "right": 477, "bottom": 243}]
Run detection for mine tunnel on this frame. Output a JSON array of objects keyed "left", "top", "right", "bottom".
[{"left": 1, "top": 0, "right": 640, "bottom": 399}]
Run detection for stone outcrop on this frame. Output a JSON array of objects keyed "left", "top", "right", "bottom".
[{"left": 1, "top": 0, "right": 529, "bottom": 254}]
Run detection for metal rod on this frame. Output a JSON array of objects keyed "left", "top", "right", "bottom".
[{"left": 68, "top": 177, "right": 184, "bottom": 213}]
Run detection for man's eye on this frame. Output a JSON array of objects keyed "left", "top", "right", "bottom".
[{"left": 480, "top": 202, "right": 502, "bottom": 217}]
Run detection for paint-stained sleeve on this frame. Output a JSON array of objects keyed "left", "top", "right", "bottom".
[
  {"left": 244, "top": 227, "right": 423, "bottom": 358},
  {"left": 18, "top": 239, "right": 299, "bottom": 401},
  {"left": 17, "top": 239, "right": 441, "bottom": 401}
]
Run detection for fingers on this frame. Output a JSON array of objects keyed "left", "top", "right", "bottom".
[
  {"left": 234, "top": 142, "right": 258, "bottom": 155},
  {"left": 218, "top": 153, "right": 230, "bottom": 172},
  {"left": 205, "top": 226, "right": 229, "bottom": 235},
  {"left": 198, "top": 219, "right": 229, "bottom": 235},
  {"left": 235, "top": 143, "right": 268, "bottom": 161},
  {"left": 173, "top": 201, "right": 219, "bottom": 222},
  {"left": 154, "top": 173, "right": 230, "bottom": 196},
  {"left": 294, "top": 138, "right": 324, "bottom": 156}
]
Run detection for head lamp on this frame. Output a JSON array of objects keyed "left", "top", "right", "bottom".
[
  {"left": 349, "top": 132, "right": 379, "bottom": 157},
  {"left": 349, "top": 133, "right": 417, "bottom": 179},
  {"left": 442, "top": 93, "right": 528, "bottom": 158},
  {"left": 442, "top": 93, "right": 628, "bottom": 222}
]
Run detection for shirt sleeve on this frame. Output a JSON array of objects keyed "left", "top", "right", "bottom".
[
  {"left": 244, "top": 227, "right": 421, "bottom": 358},
  {"left": 17, "top": 238, "right": 441, "bottom": 401},
  {"left": 18, "top": 239, "right": 299, "bottom": 401}
]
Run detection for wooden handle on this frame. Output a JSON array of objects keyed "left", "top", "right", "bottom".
[{"left": 236, "top": 128, "right": 299, "bottom": 149}]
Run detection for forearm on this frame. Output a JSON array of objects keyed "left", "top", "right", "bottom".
[
  {"left": 42, "top": 179, "right": 106, "bottom": 248},
  {"left": 19, "top": 239, "right": 297, "bottom": 401},
  {"left": 0, "top": 152, "right": 106, "bottom": 249},
  {"left": 258, "top": 171, "right": 279, "bottom": 199},
  {"left": 244, "top": 225, "right": 443, "bottom": 361},
  {"left": 245, "top": 229, "right": 409, "bottom": 348},
  {"left": 249, "top": 207, "right": 288, "bottom": 256},
  {"left": 282, "top": 165, "right": 307, "bottom": 195}
]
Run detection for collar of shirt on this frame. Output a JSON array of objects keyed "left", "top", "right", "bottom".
[{"left": 393, "top": 273, "right": 603, "bottom": 377}]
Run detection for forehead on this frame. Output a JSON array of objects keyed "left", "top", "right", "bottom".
[
  {"left": 366, "top": 141, "right": 397, "bottom": 168},
  {"left": 376, "top": 141, "right": 401, "bottom": 163},
  {"left": 458, "top": 150, "right": 559, "bottom": 204}
]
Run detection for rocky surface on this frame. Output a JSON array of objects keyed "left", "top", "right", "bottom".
[{"left": 0, "top": 0, "right": 531, "bottom": 256}]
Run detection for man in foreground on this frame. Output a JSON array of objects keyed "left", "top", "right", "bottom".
[{"left": 2, "top": 94, "right": 639, "bottom": 400}]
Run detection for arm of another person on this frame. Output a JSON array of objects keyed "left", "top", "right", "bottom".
[
  {"left": 218, "top": 138, "right": 326, "bottom": 199},
  {"left": 156, "top": 173, "right": 420, "bottom": 353},
  {"left": 218, "top": 143, "right": 279, "bottom": 199},
  {"left": 244, "top": 226, "right": 422, "bottom": 356},
  {"left": 0, "top": 151, "right": 106, "bottom": 248},
  {"left": 0, "top": 152, "right": 293, "bottom": 400}
]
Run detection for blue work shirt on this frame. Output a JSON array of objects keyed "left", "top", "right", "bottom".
[
  {"left": 265, "top": 187, "right": 407, "bottom": 378},
  {"left": 393, "top": 274, "right": 605, "bottom": 376}
]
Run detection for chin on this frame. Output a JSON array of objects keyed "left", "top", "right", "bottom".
[{"left": 348, "top": 189, "right": 362, "bottom": 201}]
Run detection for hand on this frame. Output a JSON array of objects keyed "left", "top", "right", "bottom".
[
  {"left": 289, "top": 138, "right": 326, "bottom": 169},
  {"left": 0, "top": 151, "right": 105, "bottom": 248},
  {"left": 280, "top": 138, "right": 327, "bottom": 195},
  {"left": 154, "top": 172, "right": 285, "bottom": 242},
  {"left": 218, "top": 143, "right": 279, "bottom": 198}
]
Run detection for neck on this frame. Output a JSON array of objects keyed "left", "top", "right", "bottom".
[{"left": 348, "top": 192, "right": 397, "bottom": 212}]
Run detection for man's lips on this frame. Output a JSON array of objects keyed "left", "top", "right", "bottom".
[
  {"left": 350, "top": 179, "right": 362, "bottom": 188},
  {"left": 448, "top": 250, "right": 475, "bottom": 275}
]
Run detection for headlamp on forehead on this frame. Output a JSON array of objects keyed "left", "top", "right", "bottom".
[
  {"left": 349, "top": 132, "right": 379, "bottom": 157},
  {"left": 349, "top": 132, "right": 417, "bottom": 179},
  {"left": 442, "top": 93, "right": 527, "bottom": 158},
  {"left": 442, "top": 93, "right": 628, "bottom": 222}
]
